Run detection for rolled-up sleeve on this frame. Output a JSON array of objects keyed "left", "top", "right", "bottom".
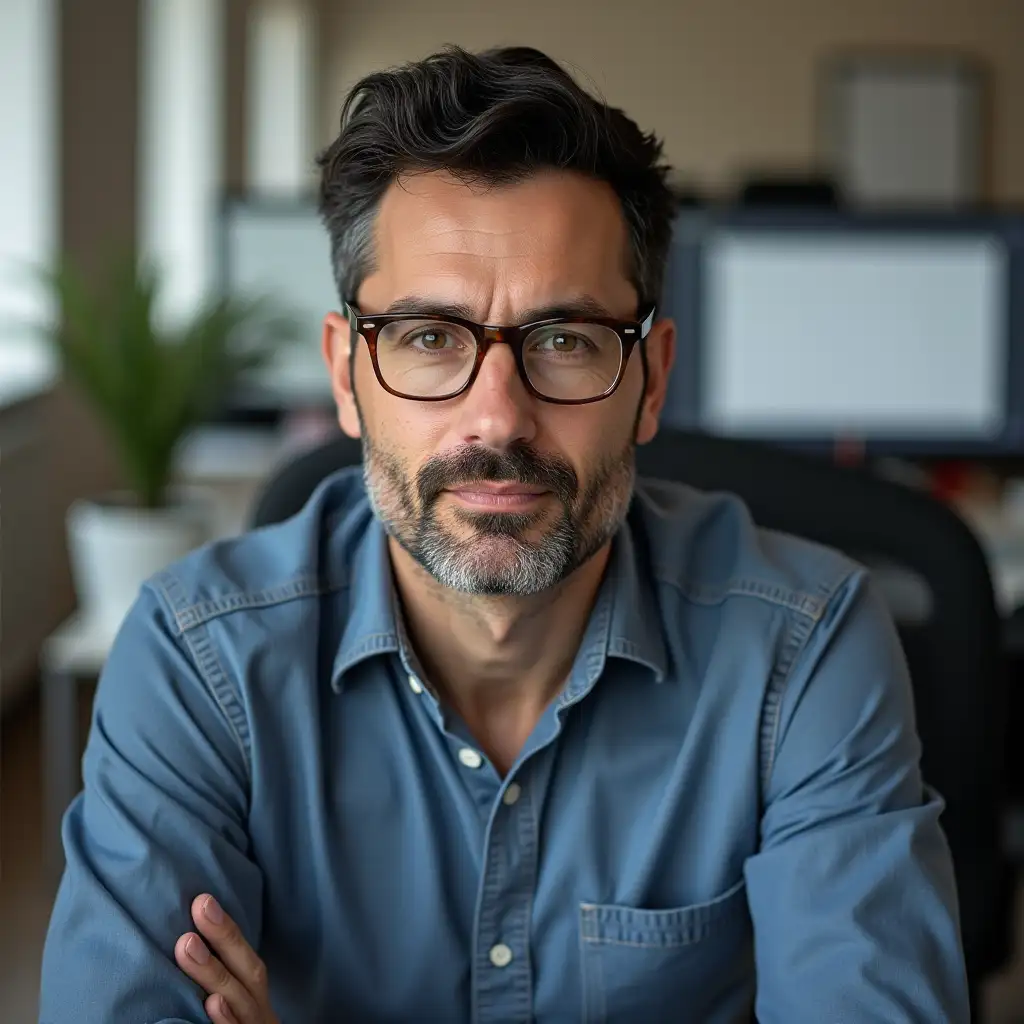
[
  {"left": 39, "top": 583, "right": 263, "bottom": 1023},
  {"left": 745, "top": 572, "right": 970, "bottom": 1022}
]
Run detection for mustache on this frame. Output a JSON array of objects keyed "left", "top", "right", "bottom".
[{"left": 417, "top": 444, "right": 579, "bottom": 508}]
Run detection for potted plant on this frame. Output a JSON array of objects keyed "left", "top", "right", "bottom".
[{"left": 27, "top": 253, "right": 299, "bottom": 637}]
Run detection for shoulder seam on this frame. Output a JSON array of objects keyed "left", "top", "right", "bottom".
[
  {"left": 758, "top": 566, "right": 865, "bottom": 793},
  {"left": 156, "top": 571, "right": 350, "bottom": 635},
  {"left": 149, "top": 574, "right": 254, "bottom": 776},
  {"left": 653, "top": 570, "right": 834, "bottom": 621}
]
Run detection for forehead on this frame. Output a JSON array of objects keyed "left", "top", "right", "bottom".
[{"left": 361, "top": 169, "right": 636, "bottom": 315}]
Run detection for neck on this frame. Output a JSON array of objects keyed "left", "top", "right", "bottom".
[{"left": 388, "top": 537, "right": 611, "bottom": 772}]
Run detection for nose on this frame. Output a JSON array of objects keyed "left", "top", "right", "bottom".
[{"left": 451, "top": 341, "right": 537, "bottom": 450}]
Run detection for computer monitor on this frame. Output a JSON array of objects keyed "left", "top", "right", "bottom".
[
  {"left": 217, "top": 197, "right": 337, "bottom": 409},
  {"left": 659, "top": 208, "right": 1024, "bottom": 457}
]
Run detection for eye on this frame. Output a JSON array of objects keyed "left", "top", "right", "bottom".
[
  {"left": 408, "top": 328, "right": 457, "bottom": 352},
  {"left": 532, "top": 330, "right": 592, "bottom": 354}
]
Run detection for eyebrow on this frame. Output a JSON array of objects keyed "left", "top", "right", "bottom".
[{"left": 381, "top": 294, "right": 617, "bottom": 324}]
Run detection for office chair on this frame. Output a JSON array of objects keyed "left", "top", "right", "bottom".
[{"left": 251, "top": 428, "right": 1012, "bottom": 1014}]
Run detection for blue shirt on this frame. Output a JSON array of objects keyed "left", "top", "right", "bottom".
[{"left": 40, "top": 468, "right": 969, "bottom": 1023}]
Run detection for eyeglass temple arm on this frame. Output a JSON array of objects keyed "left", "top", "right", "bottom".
[
  {"left": 343, "top": 300, "right": 357, "bottom": 333},
  {"left": 640, "top": 305, "right": 656, "bottom": 338}
]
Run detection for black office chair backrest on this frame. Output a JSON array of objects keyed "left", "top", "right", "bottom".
[
  {"left": 251, "top": 433, "right": 363, "bottom": 528},
  {"left": 251, "top": 427, "right": 1010, "bottom": 991}
]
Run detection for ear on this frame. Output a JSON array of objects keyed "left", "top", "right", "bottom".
[
  {"left": 635, "top": 318, "right": 676, "bottom": 445},
  {"left": 322, "top": 311, "right": 361, "bottom": 438}
]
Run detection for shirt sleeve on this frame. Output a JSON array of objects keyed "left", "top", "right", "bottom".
[
  {"left": 39, "top": 582, "right": 263, "bottom": 1024},
  {"left": 744, "top": 571, "right": 970, "bottom": 1023}
]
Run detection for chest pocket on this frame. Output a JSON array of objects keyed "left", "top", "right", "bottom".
[{"left": 578, "top": 878, "right": 753, "bottom": 1024}]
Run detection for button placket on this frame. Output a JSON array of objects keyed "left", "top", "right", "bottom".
[{"left": 469, "top": 762, "right": 538, "bottom": 1024}]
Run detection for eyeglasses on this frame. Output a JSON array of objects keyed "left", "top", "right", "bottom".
[{"left": 344, "top": 301, "right": 656, "bottom": 405}]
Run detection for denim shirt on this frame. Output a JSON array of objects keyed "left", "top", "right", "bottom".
[{"left": 40, "top": 468, "right": 968, "bottom": 1023}]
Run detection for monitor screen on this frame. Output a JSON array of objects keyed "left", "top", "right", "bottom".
[
  {"left": 702, "top": 232, "right": 1005, "bottom": 439},
  {"left": 220, "top": 200, "right": 337, "bottom": 405},
  {"left": 660, "top": 210, "right": 1024, "bottom": 456}
]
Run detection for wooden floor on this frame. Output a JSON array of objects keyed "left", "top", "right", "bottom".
[{"left": 5, "top": 690, "right": 1024, "bottom": 1023}]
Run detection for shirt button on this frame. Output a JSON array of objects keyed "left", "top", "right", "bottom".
[
  {"left": 407, "top": 674, "right": 423, "bottom": 694},
  {"left": 458, "top": 747, "right": 483, "bottom": 769},
  {"left": 502, "top": 783, "right": 522, "bottom": 806},
  {"left": 489, "top": 943, "right": 513, "bottom": 968}
]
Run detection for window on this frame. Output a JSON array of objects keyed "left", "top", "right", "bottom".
[{"left": 0, "top": 0, "right": 58, "bottom": 406}]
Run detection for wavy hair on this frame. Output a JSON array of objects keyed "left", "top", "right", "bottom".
[{"left": 316, "top": 46, "right": 675, "bottom": 306}]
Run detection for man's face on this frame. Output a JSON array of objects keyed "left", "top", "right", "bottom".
[{"left": 322, "top": 169, "right": 674, "bottom": 596}]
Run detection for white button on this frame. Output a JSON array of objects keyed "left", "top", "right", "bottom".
[
  {"left": 458, "top": 747, "right": 483, "bottom": 769},
  {"left": 502, "top": 783, "right": 522, "bottom": 806},
  {"left": 407, "top": 674, "right": 423, "bottom": 694},
  {"left": 489, "top": 943, "right": 513, "bottom": 968}
]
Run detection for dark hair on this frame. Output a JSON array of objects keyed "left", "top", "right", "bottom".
[{"left": 316, "top": 45, "right": 675, "bottom": 308}]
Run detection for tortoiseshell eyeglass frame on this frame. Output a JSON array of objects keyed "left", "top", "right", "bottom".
[{"left": 343, "top": 301, "right": 657, "bottom": 405}]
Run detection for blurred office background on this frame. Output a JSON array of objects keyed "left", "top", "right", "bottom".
[{"left": 3, "top": 1, "right": 1024, "bottom": 1021}]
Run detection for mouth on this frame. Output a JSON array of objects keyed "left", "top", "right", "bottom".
[{"left": 445, "top": 483, "right": 550, "bottom": 510}]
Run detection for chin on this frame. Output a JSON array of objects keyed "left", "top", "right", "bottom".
[{"left": 448, "top": 507, "right": 551, "bottom": 539}]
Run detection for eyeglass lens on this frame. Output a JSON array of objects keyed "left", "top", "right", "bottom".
[{"left": 373, "top": 319, "right": 624, "bottom": 400}]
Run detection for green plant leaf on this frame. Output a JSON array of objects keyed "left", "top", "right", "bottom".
[{"left": 11, "top": 252, "right": 302, "bottom": 508}]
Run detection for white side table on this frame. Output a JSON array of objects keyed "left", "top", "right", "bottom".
[{"left": 39, "top": 613, "right": 116, "bottom": 878}]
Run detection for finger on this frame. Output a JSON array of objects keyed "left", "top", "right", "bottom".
[
  {"left": 206, "top": 992, "right": 239, "bottom": 1024},
  {"left": 173, "top": 932, "right": 260, "bottom": 1023},
  {"left": 191, "top": 894, "right": 270, "bottom": 1000}
]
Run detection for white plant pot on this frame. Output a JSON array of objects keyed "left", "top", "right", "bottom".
[{"left": 66, "top": 490, "right": 211, "bottom": 639}]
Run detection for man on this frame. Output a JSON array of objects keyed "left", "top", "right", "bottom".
[{"left": 40, "top": 46, "right": 968, "bottom": 1023}]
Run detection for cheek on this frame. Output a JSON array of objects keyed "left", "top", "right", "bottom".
[
  {"left": 537, "top": 400, "right": 636, "bottom": 478},
  {"left": 361, "top": 386, "right": 451, "bottom": 462}
]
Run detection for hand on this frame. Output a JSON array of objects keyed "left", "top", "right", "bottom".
[{"left": 174, "top": 893, "right": 280, "bottom": 1024}]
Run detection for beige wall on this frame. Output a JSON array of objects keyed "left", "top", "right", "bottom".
[{"left": 318, "top": 0, "right": 1024, "bottom": 203}]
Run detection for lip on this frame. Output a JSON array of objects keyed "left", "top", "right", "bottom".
[
  {"left": 446, "top": 483, "right": 548, "bottom": 509},
  {"left": 450, "top": 482, "right": 545, "bottom": 495}
]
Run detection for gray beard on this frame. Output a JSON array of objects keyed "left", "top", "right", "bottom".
[{"left": 360, "top": 438, "right": 635, "bottom": 596}]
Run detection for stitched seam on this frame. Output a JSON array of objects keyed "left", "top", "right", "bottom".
[
  {"left": 343, "top": 631, "right": 398, "bottom": 644},
  {"left": 578, "top": 906, "right": 592, "bottom": 1024},
  {"left": 172, "top": 575, "right": 348, "bottom": 633},
  {"left": 181, "top": 621, "right": 253, "bottom": 774},
  {"left": 654, "top": 571, "right": 829, "bottom": 620},
  {"left": 151, "top": 575, "right": 252, "bottom": 774},
  {"left": 759, "top": 614, "right": 812, "bottom": 795},
  {"left": 759, "top": 573, "right": 853, "bottom": 792},
  {"left": 558, "top": 588, "right": 613, "bottom": 709},
  {"left": 581, "top": 933, "right": 708, "bottom": 949}
]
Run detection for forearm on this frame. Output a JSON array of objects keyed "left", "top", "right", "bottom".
[{"left": 40, "top": 586, "right": 263, "bottom": 1022}]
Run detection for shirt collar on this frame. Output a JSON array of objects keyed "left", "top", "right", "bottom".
[
  {"left": 558, "top": 523, "right": 669, "bottom": 707},
  {"left": 331, "top": 518, "right": 399, "bottom": 691},
  {"left": 604, "top": 523, "right": 669, "bottom": 683},
  {"left": 331, "top": 515, "right": 669, "bottom": 694}
]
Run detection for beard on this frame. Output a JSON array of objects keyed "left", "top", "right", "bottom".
[{"left": 360, "top": 433, "right": 635, "bottom": 596}]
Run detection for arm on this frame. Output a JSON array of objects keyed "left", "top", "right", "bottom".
[
  {"left": 39, "top": 584, "right": 263, "bottom": 1023},
  {"left": 744, "top": 572, "right": 970, "bottom": 1023}
]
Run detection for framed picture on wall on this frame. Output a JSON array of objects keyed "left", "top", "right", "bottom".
[{"left": 819, "top": 50, "right": 990, "bottom": 208}]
